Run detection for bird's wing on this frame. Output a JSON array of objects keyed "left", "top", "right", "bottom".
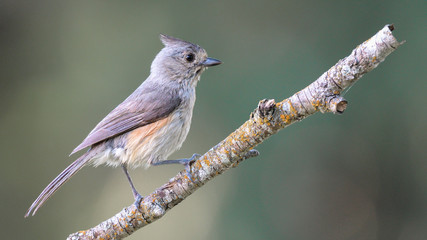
[{"left": 70, "top": 87, "right": 181, "bottom": 155}]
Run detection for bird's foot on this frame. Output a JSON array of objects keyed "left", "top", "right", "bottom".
[
  {"left": 133, "top": 192, "right": 144, "bottom": 209},
  {"left": 151, "top": 153, "right": 201, "bottom": 182},
  {"left": 183, "top": 153, "right": 201, "bottom": 182}
]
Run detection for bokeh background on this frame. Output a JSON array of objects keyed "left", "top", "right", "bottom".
[{"left": 1, "top": 0, "right": 425, "bottom": 239}]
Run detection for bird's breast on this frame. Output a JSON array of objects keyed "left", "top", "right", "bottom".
[{"left": 125, "top": 102, "right": 194, "bottom": 168}]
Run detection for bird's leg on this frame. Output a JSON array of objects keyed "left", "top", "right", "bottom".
[
  {"left": 121, "top": 165, "right": 143, "bottom": 208},
  {"left": 151, "top": 153, "right": 201, "bottom": 182}
]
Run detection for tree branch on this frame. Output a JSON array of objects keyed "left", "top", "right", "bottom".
[{"left": 67, "top": 24, "right": 404, "bottom": 240}]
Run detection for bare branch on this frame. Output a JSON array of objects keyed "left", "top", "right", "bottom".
[{"left": 67, "top": 24, "right": 404, "bottom": 240}]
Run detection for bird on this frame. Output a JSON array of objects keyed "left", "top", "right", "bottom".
[{"left": 25, "top": 34, "right": 221, "bottom": 217}]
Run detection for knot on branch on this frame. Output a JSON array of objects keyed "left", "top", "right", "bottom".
[
  {"left": 231, "top": 149, "right": 260, "bottom": 168},
  {"left": 251, "top": 99, "right": 276, "bottom": 120},
  {"left": 150, "top": 204, "right": 166, "bottom": 219},
  {"left": 326, "top": 95, "right": 348, "bottom": 114}
]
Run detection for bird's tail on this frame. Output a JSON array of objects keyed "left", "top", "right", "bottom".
[{"left": 24, "top": 151, "right": 94, "bottom": 217}]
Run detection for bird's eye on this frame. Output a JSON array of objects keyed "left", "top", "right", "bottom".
[{"left": 185, "top": 53, "right": 195, "bottom": 62}]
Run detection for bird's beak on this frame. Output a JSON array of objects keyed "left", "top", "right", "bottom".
[{"left": 202, "top": 57, "right": 222, "bottom": 67}]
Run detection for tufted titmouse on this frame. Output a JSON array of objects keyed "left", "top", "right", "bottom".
[{"left": 25, "top": 34, "right": 221, "bottom": 217}]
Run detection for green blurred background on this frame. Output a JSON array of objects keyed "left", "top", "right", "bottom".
[{"left": 1, "top": 0, "right": 425, "bottom": 239}]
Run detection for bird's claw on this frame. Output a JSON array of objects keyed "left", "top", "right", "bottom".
[
  {"left": 184, "top": 153, "right": 201, "bottom": 183},
  {"left": 133, "top": 193, "right": 144, "bottom": 209}
]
